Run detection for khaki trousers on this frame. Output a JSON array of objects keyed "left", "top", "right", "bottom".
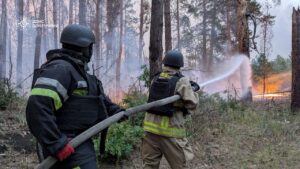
[{"left": 141, "top": 132, "right": 194, "bottom": 169}]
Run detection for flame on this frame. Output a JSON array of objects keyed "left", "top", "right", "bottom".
[{"left": 253, "top": 71, "right": 291, "bottom": 95}]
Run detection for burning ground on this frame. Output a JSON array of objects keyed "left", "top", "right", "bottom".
[{"left": 253, "top": 71, "right": 291, "bottom": 94}]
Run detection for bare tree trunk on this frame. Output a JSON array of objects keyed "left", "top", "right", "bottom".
[
  {"left": 201, "top": 0, "right": 208, "bottom": 69},
  {"left": 8, "top": 29, "right": 12, "bottom": 82},
  {"left": 42, "top": 1, "right": 49, "bottom": 58},
  {"left": 116, "top": 0, "right": 124, "bottom": 99},
  {"left": 79, "top": 0, "right": 87, "bottom": 26},
  {"left": 149, "top": 0, "right": 163, "bottom": 80},
  {"left": 53, "top": 0, "right": 58, "bottom": 48},
  {"left": 69, "top": 0, "right": 74, "bottom": 24},
  {"left": 0, "top": 0, "right": 7, "bottom": 79},
  {"left": 95, "top": 0, "right": 102, "bottom": 77},
  {"left": 106, "top": 0, "right": 113, "bottom": 69},
  {"left": 237, "top": 0, "right": 250, "bottom": 58},
  {"left": 16, "top": 0, "right": 24, "bottom": 86},
  {"left": 176, "top": 0, "right": 181, "bottom": 51},
  {"left": 208, "top": 0, "right": 216, "bottom": 70},
  {"left": 291, "top": 8, "right": 300, "bottom": 111},
  {"left": 226, "top": 0, "right": 232, "bottom": 55},
  {"left": 34, "top": 0, "right": 46, "bottom": 69},
  {"left": 164, "top": 0, "right": 172, "bottom": 52},
  {"left": 105, "top": 0, "right": 119, "bottom": 70},
  {"left": 139, "top": 0, "right": 145, "bottom": 62}
]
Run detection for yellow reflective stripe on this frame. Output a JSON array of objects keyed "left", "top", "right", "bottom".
[
  {"left": 144, "top": 120, "right": 183, "bottom": 131},
  {"left": 161, "top": 116, "right": 165, "bottom": 126},
  {"left": 160, "top": 72, "right": 170, "bottom": 78},
  {"left": 164, "top": 117, "right": 169, "bottom": 128},
  {"left": 144, "top": 124, "right": 186, "bottom": 137},
  {"left": 144, "top": 116, "right": 185, "bottom": 137},
  {"left": 73, "top": 166, "right": 80, "bottom": 169},
  {"left": 31, "top": 88, "right": 62, "bottom": 110},
  {"left": 72, "top": 89, "right": 88, "bottom": 96}
]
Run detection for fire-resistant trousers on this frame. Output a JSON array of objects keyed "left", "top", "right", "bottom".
[{"left": 141, "top": 132, "right": 194, "bottom": 169}]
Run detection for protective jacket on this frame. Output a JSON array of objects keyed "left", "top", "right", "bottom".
[
  {"left": 26, "top": 49, "right": 122, "bottom": 168},
  {"left": 143, "top": 66, "right": 199, "bottom": 138},
  {"left": 148, "top": 72, "right": 188, "bottom": 117}
]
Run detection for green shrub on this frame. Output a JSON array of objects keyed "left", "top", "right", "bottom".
[
  {"left": 97, "top": 84, "right": 147, "bottom": 162},
  {"left": 0, "top": 79, "right": 16, "bottom": 110},
  {"left": 122, "top": 85, "right": 148, "bottom": 126},
  {"left": 138, "top": 65, "right": 150, "bottom": 88},
  {"left": 105, "top": 122, "right": 144, "bottom": 160}
]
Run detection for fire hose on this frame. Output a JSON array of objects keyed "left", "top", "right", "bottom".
[
  {"left": 34, "top": 60, "right": 247, "bottom": 169},
  {"left": 34, "top": 94, "right": 181, "bottom": 169}
]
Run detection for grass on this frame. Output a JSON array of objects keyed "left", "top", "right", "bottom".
[{"left": 188, "top": 93, "right": 300, "bottom": 169}]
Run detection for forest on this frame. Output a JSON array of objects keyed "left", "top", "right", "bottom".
[{"left": 1, "top": 0, "right": 300, "bottom": 168}]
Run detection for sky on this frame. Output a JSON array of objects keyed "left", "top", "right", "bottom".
[{"left": 257, "top": 0, "right": 300, "bottom": 60}]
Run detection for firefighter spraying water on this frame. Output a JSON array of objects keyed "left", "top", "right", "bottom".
[{"left": 33, "top": 51, "right": 253, "bottom": 169}]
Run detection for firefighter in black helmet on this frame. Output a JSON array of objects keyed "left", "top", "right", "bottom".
[
  {"left": 26, "top": 24, "right": 125, "bottom": 169},
  {"left": 142, "top": 50, "right": 199, "bottom": 169}
]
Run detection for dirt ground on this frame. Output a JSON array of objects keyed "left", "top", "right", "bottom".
[
  {"left": 0, "top": 110, "right": 173, "bottom": 169},
  {"left": 1, "top": 98, "right": 300, "bottom": 169}
]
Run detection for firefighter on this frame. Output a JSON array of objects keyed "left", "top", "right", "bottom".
[
  {"left": 142, "top": 50, "right": 199, "bottom": 169},
  {"left": 26, "top": 24, "right": 125, "bottom": 169}
]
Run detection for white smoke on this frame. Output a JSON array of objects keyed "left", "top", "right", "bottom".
[{"left": 182, "top": 55, "right": 252, "bottom": 99}]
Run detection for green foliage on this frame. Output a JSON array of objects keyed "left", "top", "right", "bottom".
[
  {"left": 138, "top": 65, "right": 150, "bottom": 89},
  {"left": 0, "top": 79, "right": 16, "bottom": 110},
  {"left": 252, "top": 55, "right": 291, "bottom": 82},
  {"left": 270, "top": 55, "right": 291, "bottom": 73},
  {"left": 100, "top": 85, "right": 147, "bottom": 162},
  {"left": 122, "top": 86, "right": 148, "bottom": 126},
  {"left": 105, "top": 122, "right": 144, "bottom": 160}
]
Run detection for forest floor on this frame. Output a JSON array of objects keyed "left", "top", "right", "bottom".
[{"left": 1, "top": 97, "right": 300, "bottom": 169}]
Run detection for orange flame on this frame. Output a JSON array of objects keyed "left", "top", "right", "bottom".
[{"left": 253, "top": 71, "right": 291, "bottom": 94}]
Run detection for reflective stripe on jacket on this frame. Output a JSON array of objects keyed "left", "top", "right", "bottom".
[{"left": 143, "top": 66, "right": 199, "bottom": 138}]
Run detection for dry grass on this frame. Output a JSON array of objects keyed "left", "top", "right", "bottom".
[
  {"left": 187, "top": 96, "right": 300, "bottom": 169},
  {"left": 1, "top": 94, "right": 300, "bottom": 169}
]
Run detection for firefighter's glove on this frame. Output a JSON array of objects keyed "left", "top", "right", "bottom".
[
  {"left": 56, "top": 143, "right": 75, "bottom": 161},
  {"left": 190, "top": 81, "right": 200, "bottom": 92}
]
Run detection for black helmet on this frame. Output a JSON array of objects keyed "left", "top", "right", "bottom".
[
  {"left": 60, "top": 24, "right": 95, "bottom": 62},
  {"left": 163, "top": 50, "right": 184, "bottom": 68},
  {"left": 60, "top": 24, "right": 95, "bottom": 47}
]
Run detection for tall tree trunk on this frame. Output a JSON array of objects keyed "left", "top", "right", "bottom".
[
  {"left": 95, "top": 0, "right": 102, "bottom": 77},
  {"left": 164, "top": 0, "right": 172, "bottom": 52},
  {"left": 226, "top": 0, "right": 232, "bottom": 55},
  {"left": 8, "top": 29, "right": 12, "bottom": 82},
  {"left": 34, "top": 0, "right": 46, "bottom": 69},
  {"left": 106, "top": 0, "right": 113, "bottom": 69},
  {"left": 201, "top": 0, "right": 208, "bottom": 69},
  {"left": 105, "top": 0, "right": 119, "bottom": 69},
  {"left": 69, "top": 0, "right": 74, "bottom": 24},
  {"left": 139, "top": 0, "right": 145, "bottom": 63},
  {"left": 79, "top": 0, "right": 87, "bottom": 26},
  {"left": 16, "top": 0, "right": 24, "bottom": 86},
  {"left": 0, "top": 0, "right": 7, "bottom": 79},
  {"left": 208, "top": 0, "right": 217, "bottom": 70},
  {"left": 149, "top": 0, "right": 163, "bottom": 80},
  {"left": 291, "top": 8, "right": 300, "bottom": 111},
  {"left": 43, "top": 1, "right": 49, "bottom": 58},
  {"left": 116, "top": 0, "right": 124, "bottom": 99},
  {"left": 53, "top": 0, "right": 58, "bottom": 48},
  {"left": 176, "top": 0, "right": 181, "bottom": 51},
  {"left": 237, "top": 0, "right": 250, "bottom": 58}
]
